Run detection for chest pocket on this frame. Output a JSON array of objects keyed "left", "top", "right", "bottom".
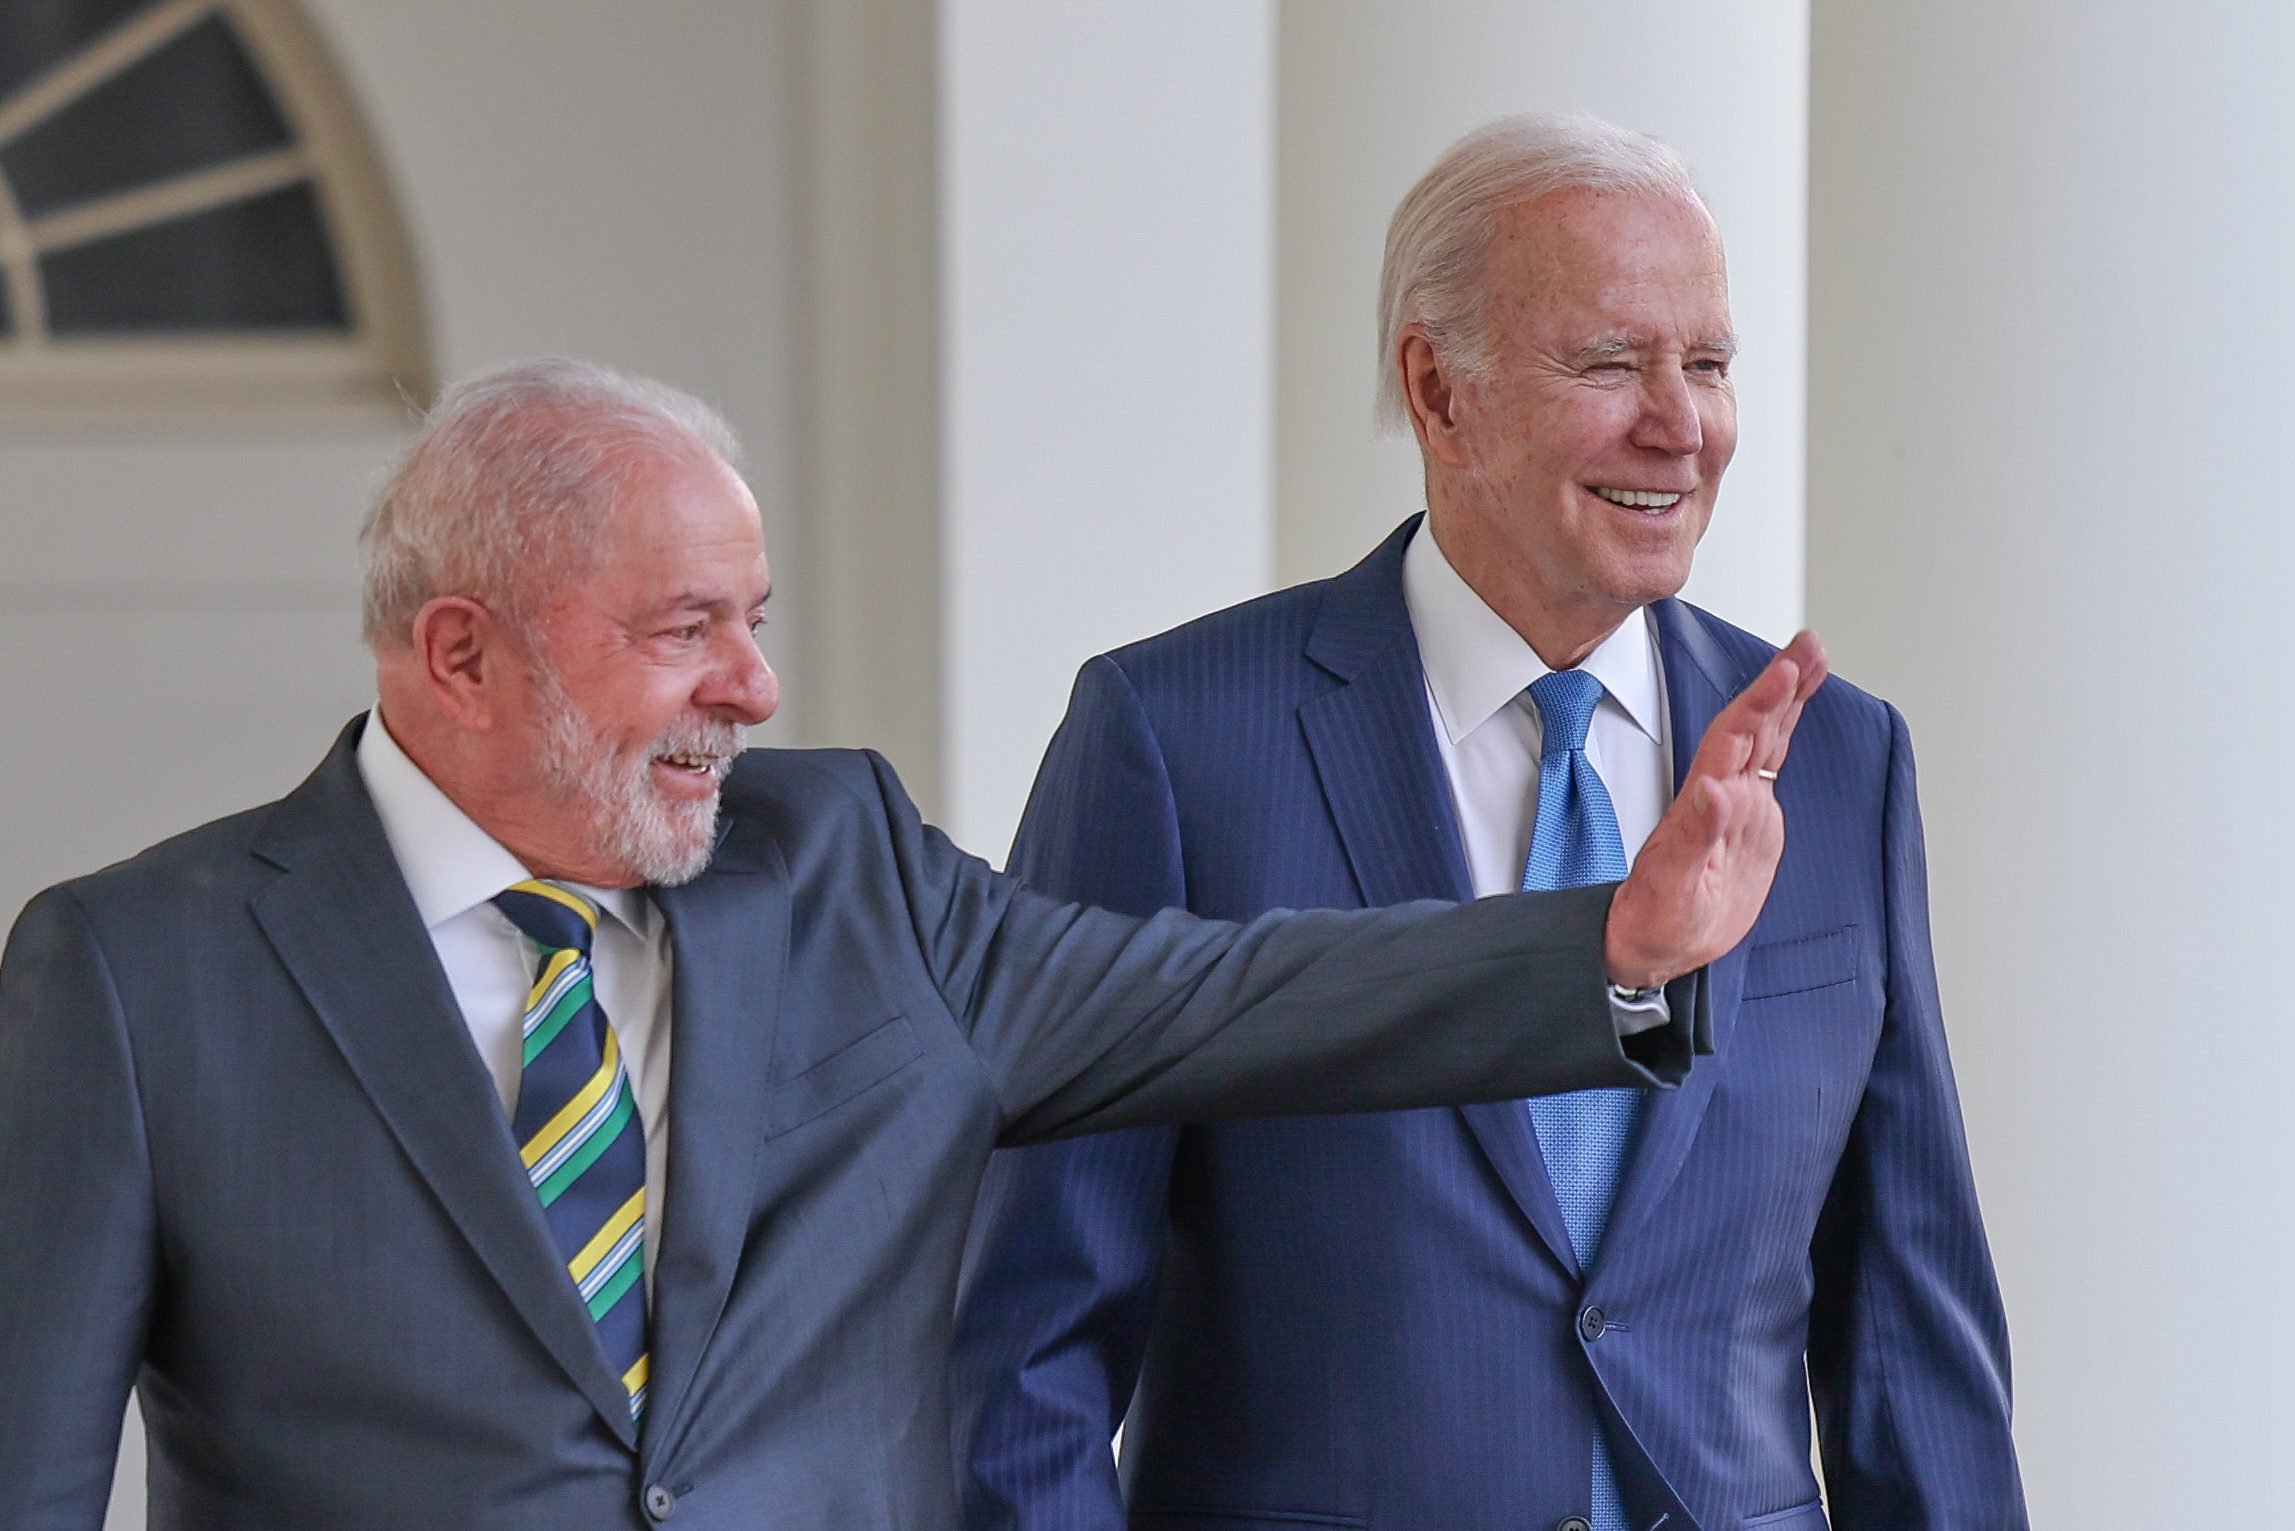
[
  {"left": 1741, "top": 924, "right": 1859, "bottom": 1000},
  {"left": 763, "top": 1014, "right": 923, "bottom": 1137}
]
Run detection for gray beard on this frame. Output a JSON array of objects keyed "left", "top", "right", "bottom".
[{"left": 531, "top": 665, "right": 744, "bottom": 887}]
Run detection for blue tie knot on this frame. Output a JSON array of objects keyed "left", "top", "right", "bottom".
[
  {"left": 1528, "top": 668, "right": 1606, "bottom": 761},
  {"left": 492, "top": 880, "right": 599, "bottom": 956}
]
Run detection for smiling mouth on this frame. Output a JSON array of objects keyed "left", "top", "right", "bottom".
[
  {"left": 654, "top": 750, "right": 729, "bottom": 779},
  {"left": 1589, "top": 486, "right": 1685, "bottom": 512}
]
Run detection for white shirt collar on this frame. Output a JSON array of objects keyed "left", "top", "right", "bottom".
[
  {"left": 355, "top": 707, "right": 648, "bottom": 938},
  {"left": 1400, "top": 519, "right": 1665, "bottom": 747}
]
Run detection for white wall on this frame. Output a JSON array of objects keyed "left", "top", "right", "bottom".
[
  {"left": 1275, "top": 0, "right": 1809, "bottom": 643},
  {"left": 939, "top": 0, "right": 1278, "bottom": 860},
  {"left": 1809, "top": 3, "right": 2295, "bottom": 1519},
  {"left": 0, "top": 433, "right": 400, "bottom": 931}
]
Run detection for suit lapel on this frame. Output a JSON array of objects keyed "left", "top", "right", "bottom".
[
  {"left": 1600, "top": 601, "right": 1755, "bottom": 1258},
  {"left": 249, "top": 720, "right": 641, "bottom": 1446},
  {"left": 1298, "top": 521, "right": 1582, "bottom": 1275},
  {"left": 637, "top": 815, "right": 789, "bottom": 1471},
  {"left": 1297, "top": 641, "right": 1471, "bottom": 913}
]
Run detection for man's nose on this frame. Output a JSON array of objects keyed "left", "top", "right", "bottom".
[
  {"left": 1634, "top": 367, "right": 1704, "bottom": 455},
  {"left": 706, "top": 630, "right": 780, "bottom": 725}
]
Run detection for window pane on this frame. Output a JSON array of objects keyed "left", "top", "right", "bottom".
[
  {"left": 3, "top": 15, "right": 292, "bottom": 218},
  {"left": 0, "top": 0, "right": 160, "bottom": 105},
  {"left": 41, "top": 182, "right": 348, "bottom": 332}
]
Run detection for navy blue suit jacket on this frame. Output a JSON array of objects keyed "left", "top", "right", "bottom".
[{"left": 953, "top": 520, "right": 2025, "bottom": 1531}]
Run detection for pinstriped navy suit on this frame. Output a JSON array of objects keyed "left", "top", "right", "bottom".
[{"left": 953, "top": 518, "right": 2026, "bottom": 1530}]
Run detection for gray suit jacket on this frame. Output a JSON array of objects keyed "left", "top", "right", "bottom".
[{"left": 0, "top": 718, "right": 1694, "bottom": 1530}]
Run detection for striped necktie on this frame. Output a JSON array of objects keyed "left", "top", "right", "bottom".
[
  {"left": 492, "top": 879, "right": 651, "bottom": 1430},
  {"left": 1520, "top": 668, "right": 1644, "bottom": 1531}
]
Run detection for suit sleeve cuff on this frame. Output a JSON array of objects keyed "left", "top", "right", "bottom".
[
  {"left": 1612, "top": 959, "right": 1710, "bottom": 1088},
  {"left": 1606, "top": 982, "right": 1672, "bottom": 1035}
]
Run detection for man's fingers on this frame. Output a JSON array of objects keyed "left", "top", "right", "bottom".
[
  {"left": 1773, "top": 633, "right": 1829, "bottom": 725},
  {"left": 1760, "top": 632, "right": 1830, "bottom": 773},
  {"left": 1787, "top": 630, "right": 1831, "bottom": 699},
  {"left": 1733, "top": 631, "right": 1829, "bottom": 776},
  {"left": 1621, "top": 638, "right": 1820, "bottom": 987},
  {"left": 1690, "top": 654, "right": 1795, "bottom": 780},
  {"left": 1682, "top": 630, "right": 1829, "bottom": 791}
]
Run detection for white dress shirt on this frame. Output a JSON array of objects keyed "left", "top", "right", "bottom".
[
  {"left": 356, "top": 709, "right": 673, "bottom": 1295},
  {"left": 1402, "top": 518, "right": 1673, "bottom": 907}
]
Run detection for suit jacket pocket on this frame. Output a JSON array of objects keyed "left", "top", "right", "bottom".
[
  {"left": 1741, "top": 924, "right": 1859, "bottom": 1000},
  {"left": 1134, "top": 1512, "right": 1367, "bottom": 1530},
  {"left": 763, "top": 1015, "right": 923, "bottom": 1137},
  {"left": 1742, "top": 1497, "right": 1828, "bottom": 1529}
]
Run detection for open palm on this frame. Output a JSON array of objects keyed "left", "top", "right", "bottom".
[{"left": 1605, "top": 629, "right": 1830, "bottom": 990}]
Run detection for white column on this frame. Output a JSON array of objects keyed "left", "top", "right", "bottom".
[
  {"left": 939, "top": 0, "right": 1278, "bottom": 861},
  {"left": 1274, "top": 0, "right": 1810, "bottom": 643},
  {"left": 1809, "top": 5, "right": 2295, "bottom": 1520}
]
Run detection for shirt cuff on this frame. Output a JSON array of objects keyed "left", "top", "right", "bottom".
[{"left": 1607, "top": 982, "right": 1672, "bottom": 1036}]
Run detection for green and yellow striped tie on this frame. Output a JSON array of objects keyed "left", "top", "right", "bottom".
[{"left": 492, "top": 880, "right": 651, "bottom": 1428}]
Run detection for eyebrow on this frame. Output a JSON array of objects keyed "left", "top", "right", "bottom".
[
  {"left": 1571, "top": 333, "right": 1741, "bottom": 363},
  {"left": 651, "top": 585, "right": 773, "bottom": 616}
]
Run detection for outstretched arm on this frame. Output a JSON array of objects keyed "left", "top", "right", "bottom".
[{"left": 903, "top": 637, "right": 1834, "bottom": 1138}]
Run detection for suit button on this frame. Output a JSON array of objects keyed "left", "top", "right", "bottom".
[
  {"left": 1579, "top": 1305, "right": 1607, "bottom": 1341},
  {"left": 643, "top": 1484, "right": 677, "bottom": 1521},
  {"left": 1558, "top": 1518, "right": 1593, "bottom": 1531}
]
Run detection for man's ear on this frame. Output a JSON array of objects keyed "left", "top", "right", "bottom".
[
  {"left": 409, "top": 596, "right": 505, "bottom": 732},
  {"left": 1399, "top": 328, "right": 1469, "bottom": 468}
]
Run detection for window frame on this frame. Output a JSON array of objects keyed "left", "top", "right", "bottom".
[{"left": 0, "top": 0, "right": 431, "bottom": 423}]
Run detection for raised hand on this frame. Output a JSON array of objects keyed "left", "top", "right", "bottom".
[{"left": 1603, "top": 630, "right": 1830, "bottom": 990}]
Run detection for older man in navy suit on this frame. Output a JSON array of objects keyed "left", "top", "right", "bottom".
[{"left": 954, "top": 115, "right": 2025, "bottom": 1530}]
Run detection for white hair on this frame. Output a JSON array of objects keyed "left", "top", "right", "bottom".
[
  {"left": 1375, "top": 112, "right": 1704, "bottom": 429},
  {"left": 359, "top": 357, "right": 743, "bottom": 648}
]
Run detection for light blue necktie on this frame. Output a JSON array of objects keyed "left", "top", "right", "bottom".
[{"left": 1520, "top": 668, "right": 1644, "bottom": 1531}]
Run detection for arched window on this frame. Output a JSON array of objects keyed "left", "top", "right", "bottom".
[{"left": 0, "top": 0, "right": 430, "bottom": 419}]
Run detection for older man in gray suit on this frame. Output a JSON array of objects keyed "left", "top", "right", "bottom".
[{"left": 0, "top": 359, "right": 1823, "bottom": 1529}]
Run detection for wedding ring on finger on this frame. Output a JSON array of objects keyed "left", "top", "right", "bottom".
[{"left": 1755, "top": 767, "right": 1780, "bottom": 782}]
